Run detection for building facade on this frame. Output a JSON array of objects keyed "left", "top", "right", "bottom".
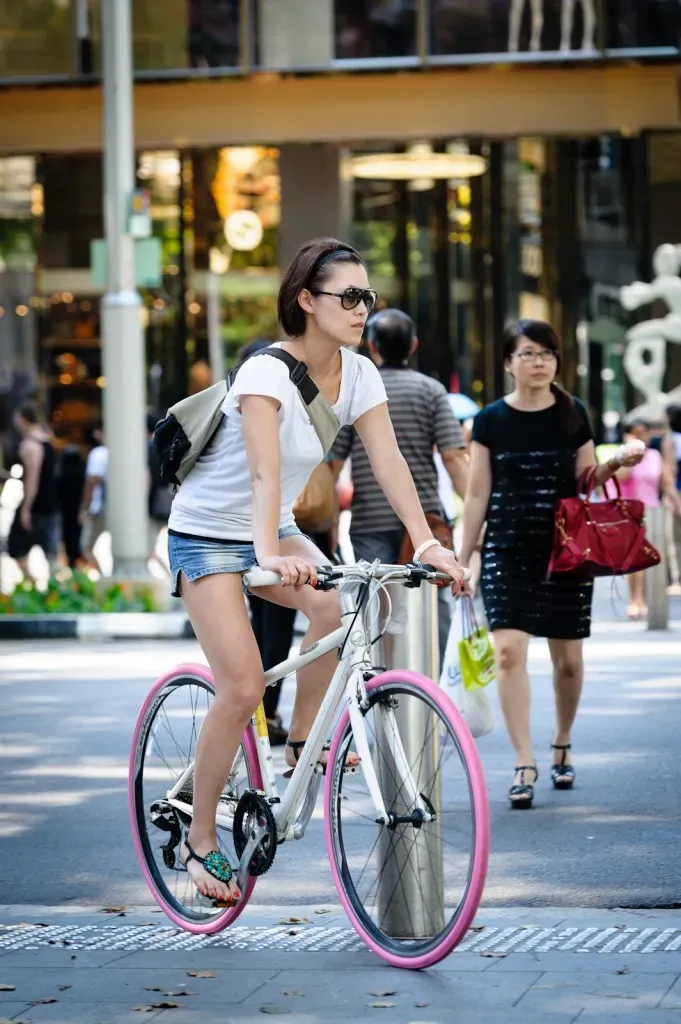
[{"left": 0, "top": 1, "right": 680, "bottom": 461}]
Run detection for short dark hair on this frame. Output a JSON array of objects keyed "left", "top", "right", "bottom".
[
  {"left": 277, "top": 237, "right": 366, "bottom": 338},
  {"left": 16, "top": 403, "right": 39, "bottom": 425},
  {"left": 367, "top": 309, "right": 414, "bottom": 368},
  {"left": 502, "top": 319, "right": 582, "bottom": 435}
]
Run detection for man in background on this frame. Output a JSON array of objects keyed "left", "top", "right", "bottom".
[
  {"left": 331, "top": 309, "right": 469, "bottom": 657},
  {"left": 79, "top": 427, "right": 108, "bottom": 574}
]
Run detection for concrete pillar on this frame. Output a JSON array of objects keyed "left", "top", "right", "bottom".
[
  {"left": 278, "top": 144, "right": 351, "bottom": 268},
  {"left": 258, "top": 0, "right": 333, "bottom": 68},
  {"left": 101, "top": 0, "right": 148, "bottom": 576}
]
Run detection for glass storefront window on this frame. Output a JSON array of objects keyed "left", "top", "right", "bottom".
[
  {"left": 605, "top": 1, "right": 680, "bottom": 51},
  {"left": 431, "top": 0, "right": 600, "bottom": 58},
  {"left": 91, "top": 0, "right": 241, "bottom": 73},
  {"left": 0, "top": 0, "right": 74, "bottom": 78},
  {"left": 335, "top": 0, "right": 417, "bottom": 60}
]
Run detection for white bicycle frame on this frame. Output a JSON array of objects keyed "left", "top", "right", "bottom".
[{"left": 164, "top": 564, "right": 436, "bottom": 855}]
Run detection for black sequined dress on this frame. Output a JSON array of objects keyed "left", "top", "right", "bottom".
[{"left": 472, "top": 398, "right": 594, "bottom": 640}]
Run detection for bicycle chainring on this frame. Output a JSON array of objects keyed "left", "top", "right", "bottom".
[{"left": 233, "top": 791, "right": 277, "bottom": 877}]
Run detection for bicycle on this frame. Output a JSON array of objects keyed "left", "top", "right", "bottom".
[{"left": 129, "top": 561, "right": 490, "bottom": 969}]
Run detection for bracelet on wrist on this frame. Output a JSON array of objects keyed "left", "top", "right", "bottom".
[{"left": 413, "top": 538, "right": 439, "bottom": 562}]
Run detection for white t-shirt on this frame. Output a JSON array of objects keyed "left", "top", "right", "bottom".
[
  {"left": 169, "top": 346, "right": 388, "bottom": 540},
  {"left": 85, "top": 445, "right": 108, "bottom": 515}
]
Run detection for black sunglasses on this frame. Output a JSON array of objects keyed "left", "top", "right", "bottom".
[{"left": 311, "top": 287, "right": 378, "bottom": 312}]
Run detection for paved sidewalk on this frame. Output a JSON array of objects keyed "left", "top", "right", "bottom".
[{"left": 1, "top": 906, "right": 680, "bottom": 1023}]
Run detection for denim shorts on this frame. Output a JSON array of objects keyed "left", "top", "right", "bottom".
[{"left": 167, "top": 525, "right": 303, "bottom": 598}]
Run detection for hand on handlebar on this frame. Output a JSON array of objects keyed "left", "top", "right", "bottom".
[
  {"left": 421, "top": 545, "right": 471, "bottom": 595},
  {"left": 258, "top": 554, "right": 318, "bottom": 590}
]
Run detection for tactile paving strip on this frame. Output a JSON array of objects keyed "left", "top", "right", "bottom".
[{"left": 1, "top": 922, "right": 681, "bottom": 954}]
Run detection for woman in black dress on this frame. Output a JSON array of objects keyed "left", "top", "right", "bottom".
[{"left": 459, "top": 320, "right": 644, "bottom": 808}]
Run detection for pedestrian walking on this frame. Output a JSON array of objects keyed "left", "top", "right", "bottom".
[
  {"left": 7, "top": 403, "right": 60, "bottom": 583},
  {"left": 54, "top": 427, "right": 86, "bottom": 570},
  {"left": 79, "top": 427, "right": 108, "bottom": 574},
  {"left": 617, "top": 419, "right": 681, "bottom": 619},
  {"left": 165, "top": 237, "right": 467, "bottom": 904},
  {"left": 331, "top": 308, "right": 468, "bottom": 658},
  {"left": 459, "top": 319, "right": 645, "bottom": 809}
]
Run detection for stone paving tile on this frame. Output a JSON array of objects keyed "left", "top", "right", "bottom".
[
  {"left": 241, "top": 967, "right": 543, "bottom": 1014},
  {"left": 515, "top": 969, "right": 678, "bottom": 1016},
  {"left": 0, "top": 949, "right": 132, "bottom": 969},
  {"left": 108, "top": 949, "right": 384, "bottom": 971},
  {"left": 576, "top": 1014, "right": 681, "bottom": 1024},
  {"left": 0, "top": 965, "right": 279, "bottom": 1006},
  {"left": 659, "top": 972, "right": 681, "bottom": 1009},
  {"left": 0, "top": 1004, "right": 165, "bottom": 1024},
  {"left": 485, "top": 951, "right": 681, "bottom": 973}
]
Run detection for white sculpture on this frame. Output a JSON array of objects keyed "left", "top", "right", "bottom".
[
  {"left": 508, "top": 0, "right": 596, "bottom": 53},
  {"left": 620, "top": 243, "right": 681, "bottom": 413},
  {"left": 509, "top": 0, "right": 543, "bottom": 51}
]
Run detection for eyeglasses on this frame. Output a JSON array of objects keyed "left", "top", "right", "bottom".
[
  {"left": 515, "top": 348, "right": 558, "bottom": 363},
  {"left": 311, "top": 287, "right": 378, "bottom": 312}
]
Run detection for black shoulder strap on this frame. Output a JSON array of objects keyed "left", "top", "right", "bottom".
[{"left": 228, "top": 347, "right": 319, "bottom": 407}]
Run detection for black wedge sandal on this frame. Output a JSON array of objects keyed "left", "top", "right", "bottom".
[
  {"left": 509, "top": 764, "right": 538, "bottom": 809},
  {"left": 283, "top": 739, "right": 360, "bottom": 780},
  {"left": 551, "top": 743, "right": 575, "bottom": 790},
  {"left": 181, "top": 835, "right": 239, "bottom": 906}
]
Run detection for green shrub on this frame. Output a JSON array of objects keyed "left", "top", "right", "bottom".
[{"left": 0, "top": 571, "right": 158, "bottom": 614}]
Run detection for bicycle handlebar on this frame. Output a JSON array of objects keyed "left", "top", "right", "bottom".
[{"left": 242, "top": 562, "right": 471, "bottom": 591}]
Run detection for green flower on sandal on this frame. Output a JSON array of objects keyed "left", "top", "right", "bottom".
[{"left": 182, "top": 836, "right": 235, "bottom": 886}]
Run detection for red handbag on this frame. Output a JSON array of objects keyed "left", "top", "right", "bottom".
[{"left": 547, "top": 466, "right": 661, "bottom": 580}]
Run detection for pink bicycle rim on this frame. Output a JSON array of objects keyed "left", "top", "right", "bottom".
[
  {"left": 128, "top": 662, "right": 261, "bottom": 934},
  {"left": 324, "top": 668, "right": 490, "bottom": 969}
]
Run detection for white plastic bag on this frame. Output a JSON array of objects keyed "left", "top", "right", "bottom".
[
  {"left": 440, "top": 600, "right": 495, "bottom": 739},
  {"left": 450, "top": 682, "right": 495, "bottom": 739}
]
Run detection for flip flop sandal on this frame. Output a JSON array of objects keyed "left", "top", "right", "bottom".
[
  {"left": 181, "top": 835, "right": 239, "bottom": 906},
  {"left": 283, "top": 739, "right": 360, "bottom": 780}
]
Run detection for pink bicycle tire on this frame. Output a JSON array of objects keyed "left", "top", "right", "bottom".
[
  {"left": 129, "top": 662, "right": 262, "bottom": 935},
  {"left": 324, "top": 668, "right": 490, "bottom": 969}
]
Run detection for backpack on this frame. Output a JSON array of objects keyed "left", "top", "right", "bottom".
[{"left": 152, "top": 347, "right": 340, "bottom": 486}]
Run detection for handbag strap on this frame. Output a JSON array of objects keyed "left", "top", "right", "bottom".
[
  {"left": 229, "top": 347, "right": 341, "bottom": 454},
  {"left": 578, "top": 464, "right": 622, "bottom": 503}
]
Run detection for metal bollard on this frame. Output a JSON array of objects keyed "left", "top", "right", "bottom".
[
  {"left": 646, "top": 506, "right": 669, "bottom": 631},
  {"left": 374, "top": 582, "right": 444, "bottom": 939}
]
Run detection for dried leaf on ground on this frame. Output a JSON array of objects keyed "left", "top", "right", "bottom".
[
  {"left": 614, "top": 966, "right": 630, "bottom": 975},
  {"left": 131, "top": 1008, "right": 156, "bottom": 1014},
  {"left": 414, "top": 1002, "right": 430, "bottom": 1008},
  {"left": 287, "top": 929, "right": 298, "bottom": 937},
  {"left": 370, "top": 990, "right": 397, "bottom": 997},
  {"left": 70, "top": 955, "right": 77, "bottom": 960},
  {"left": 259, "top": 1006, "right": 291, "bottom": 1015},
  {"left": 282, "top": 990, "right": 305, "bottom": 997},
  {"left": 277, "top": 917, "right": 309, "bottom": 925},
  {"left": 162, "top": 991, "right": 195, "bottom": 997},
  {"left": 133, "top": 1003, "right": 180, "bottom": 1011},
  {"left": 58, "top": 985, "right": 72, "bottom": 991},
  {"left": 187, "top": 970, "right": 214, "bottom": 978},
  {"left": 145, "top": 987, "right": 163, "bottom": 992},
  {"left": 0, "top": 986, "right": 15, "bottom": 992},
  {"left": 30, "top": 998, "right": 58, "bottom": 1005},
  {"left": 468, "top": 925, "right": 485, "bottom": 932},
  {"left": 368, "top": 1001, "right": 397, "bottom": 1008},
  {"left": 314, "top": 908, "right": 332, "bottom": 915},
  {"left": 480, "top": 950, "right": 506, "bottom": 958},
  {"left": 100, "top": 906, "right": 126, "bottom": 915}
]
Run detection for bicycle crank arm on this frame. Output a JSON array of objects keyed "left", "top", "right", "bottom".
[{"left": 235, "top": 824, "right": 268, "bottom": 892}]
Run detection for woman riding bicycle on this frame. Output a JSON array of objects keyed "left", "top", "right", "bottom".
[{"left": 166, "top": 237, "right": 467, "bottom": 905}]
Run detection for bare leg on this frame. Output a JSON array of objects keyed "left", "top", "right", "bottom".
[
  {"left": 547, "top": 638, "right": 584, "bottom": 779},
  {"left": 179, "top": 570, "right": 266, "bottom": 903},
  {"left": 249, "top": 534, "right": 346, "bottom": 769},
  {"left": 16, "top": 555, "right": 36, "bottom": 585},
  {"left": 493, "top": 629, "right": 533, "bottom": 777}
]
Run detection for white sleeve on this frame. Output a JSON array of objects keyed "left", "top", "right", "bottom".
[
  {"left": 86, "top": 446, "right": 108, "bottom": 478},
  {"left": 344, "top": 353, "right": 388, "bottom": 425},
  {"left": 223, "top": 355, "right": 291, "bottom": 421}
]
